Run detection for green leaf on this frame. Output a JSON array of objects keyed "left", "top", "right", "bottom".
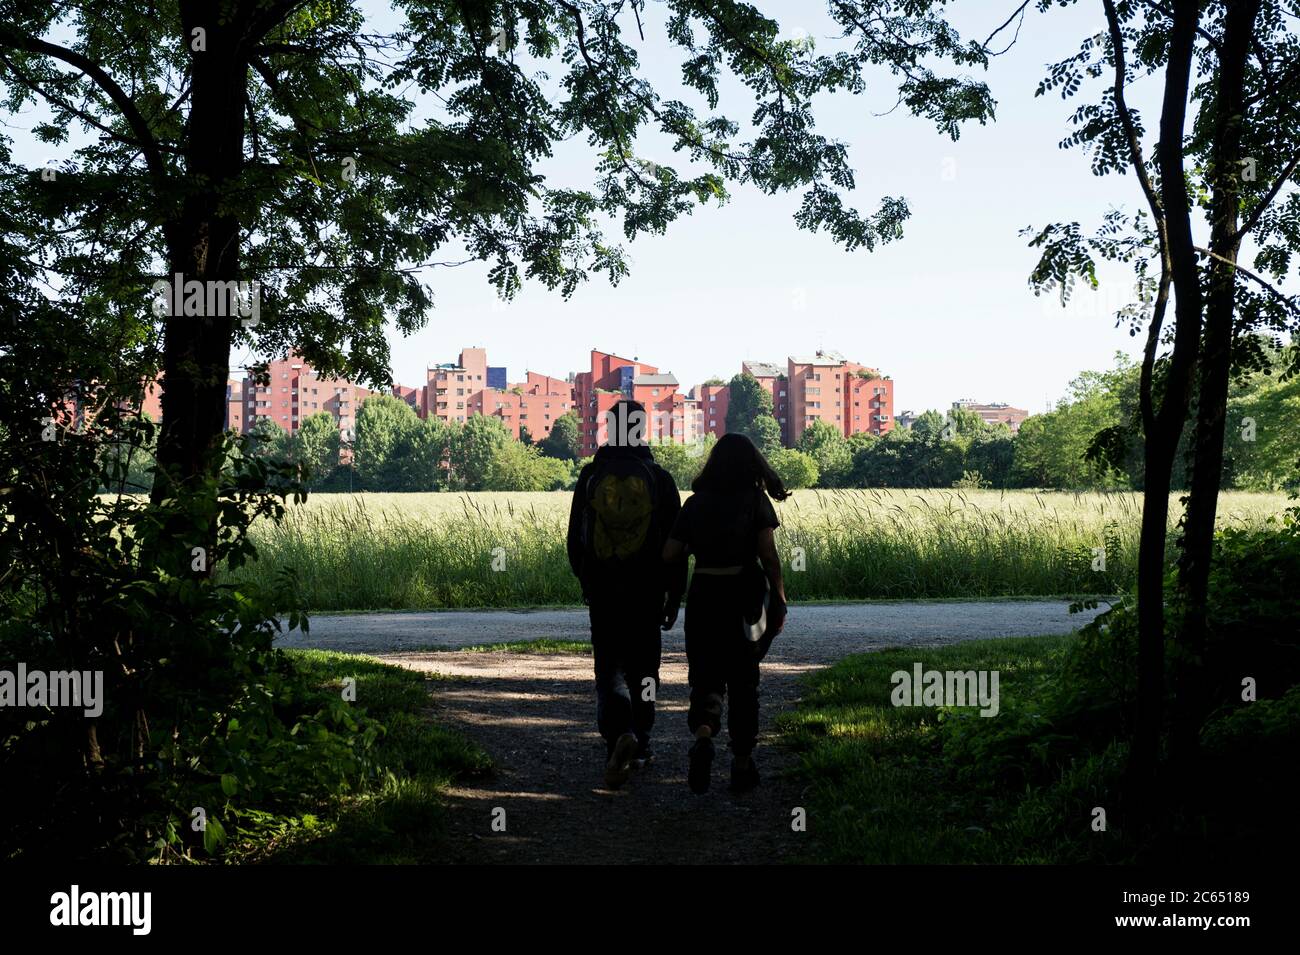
[{"left": 202, "top": 815, "right": 227, "bottom": 855}]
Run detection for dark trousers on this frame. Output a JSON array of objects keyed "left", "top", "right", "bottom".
[
  {"left": 589, "top": 597, "right": 662, "bottom": 754},
  {"left": 684, "top": 577, "right": 761, "bottom": 757}
]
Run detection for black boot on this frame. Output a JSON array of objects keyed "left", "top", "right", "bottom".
[
  {"left": 688, "top": 737, "right": 714, "bottom": 794},
  {"left": 729, "top": 754, "right": 760, "bottom": 793}
]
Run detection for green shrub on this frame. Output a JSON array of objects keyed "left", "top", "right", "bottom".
[{"left": 0, "top": 424, "right": 397, "bottom": 862}]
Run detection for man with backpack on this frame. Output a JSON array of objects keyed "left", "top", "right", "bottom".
[{"left": 567, "top": 398, "right": 685, "bottom": 789}]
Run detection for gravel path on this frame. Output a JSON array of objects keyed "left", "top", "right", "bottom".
[
  {"left": 283, "top": 600, "right": 1102, "bottom": 864},
  {"left": 277, "top": 600, "right": 1105, "bottom": 661}
]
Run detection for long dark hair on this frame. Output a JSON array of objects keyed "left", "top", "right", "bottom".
[{"left": 692, "top": 432, "right": 789, "bottom": 501}]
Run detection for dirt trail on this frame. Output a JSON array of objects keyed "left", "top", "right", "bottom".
[
  {"left": 392, "top": 648, "right": 815, "bottom": 864},
  {"left": 358, "top": 601, "right": 1098, "bottom": 864}
]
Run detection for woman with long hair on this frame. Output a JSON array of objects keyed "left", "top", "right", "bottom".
[{"left": 663, "top": 432, "right": 788, "bottom": 794}]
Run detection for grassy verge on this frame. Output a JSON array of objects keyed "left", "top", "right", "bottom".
[
  {"left": 225, "top": 650, "right": 491, "bottom": 864},
  {"left": 779, "top": 632, "right": 1300, "bottom": 864},
  {"left": 779, "top": 635, "right": 1083, "bottom": 864},
  {"left": 453, "top": 638, "right": 590, "bottom": 654}
]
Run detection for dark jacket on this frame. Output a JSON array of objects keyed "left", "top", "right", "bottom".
[{"left": 566, "top": 444, "right": 686, "bottom": 605}]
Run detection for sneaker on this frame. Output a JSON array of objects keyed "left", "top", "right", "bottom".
[
  {"left": 688, "top": 737, "right": 714, "bottom": 794},
  {"left": 633, "top": 740, "right": 654, "bottom": 770},
  {"left": 730, "top": 755, "right": 760, "bottom": 793},
  {"left": 604, "top": 732, "right": 639, "bottom": 789}
]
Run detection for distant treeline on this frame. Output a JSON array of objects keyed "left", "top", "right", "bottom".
[
  {"left": 729, "top": 343, "right": 1300, "bottom": 494},
  {"left": 111, "top": 342, "right": 1299, "bottom": 494}
]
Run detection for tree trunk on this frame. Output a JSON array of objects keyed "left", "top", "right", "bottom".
[
  {"left": 152, "top": 11, "right": 246, "bottom": 547},
  {"left": 1133, "top": 436, "right": 1173, "bottom": 777},
  {"left": 1129, "top": 0, "right": 1204, "bottom": 818},
  {"left": 1172, "top": 0, "right": 1262, "bottom": 763}
]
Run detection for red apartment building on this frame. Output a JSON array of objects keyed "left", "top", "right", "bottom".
[
  {"left": 785, "top": 350, "right": 894, "bottom": 445},
  {"left": 242, "top": 354, "right": 373, "bottom": 438},
  {"left": 424, "top": 346, "right": 490, "bottom": 424},
  {"left": 469, "top": 370, "right": 574, "bottom": 442},
  {"left": 697, "top": 381, "right": 730, "bottom": 437},
  {"left": 695, "top": 351, "right": 894, "bottom": 447},
  {"left": 222, "top": 347, "right": 573, "bottom": 444},
  {"left": 393, "top": 383, "right": 421, "bottom": 413},
  {"left": 952, "top": 400, "right": 1030, "bottom": 434},
  {"left": 573, "top": 350, "right": 697, "bottom": 456},
  {"left": 137, "top": 345, "right": 898, "bottom": 457}
]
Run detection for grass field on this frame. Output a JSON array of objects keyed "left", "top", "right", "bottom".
[{"left": 220, "top": 489, "right": 1290, "bottom": 611}]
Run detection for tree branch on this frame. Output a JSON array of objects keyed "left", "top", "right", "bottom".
[
  {"left": 1194, "top": 245, "right": 1300, "bottom": 319},
  {"left": 983, "top": 2, "right": 1031, "bottom": 53},
  {"left": 0, "top": 28, "right": 171, "bottom": 190},
  {"left": 1102, "top": 0, "right": 1165, "bottom": 226},
  {"left": 1230, "top": 151, "right": 1300, "bottom": 246}
]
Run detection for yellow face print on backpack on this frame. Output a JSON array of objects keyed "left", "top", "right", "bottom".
[{"left": 590, "top": 473, "right": 653, "bottom": 560}]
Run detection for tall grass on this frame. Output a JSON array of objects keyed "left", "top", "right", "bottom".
[
  {"left": 228, "top": 495, "right": 575, "bottom": 610},
  {"left": 219, "top": 489, "right": 1290, "bottom": 611}
]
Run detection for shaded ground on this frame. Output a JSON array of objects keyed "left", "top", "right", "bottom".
[
  {"left": 290, "top": 600, "right": 1102, "bottom": 864},
  {"left": 398, "top": 649, "right": 816, "bottom": 864}
]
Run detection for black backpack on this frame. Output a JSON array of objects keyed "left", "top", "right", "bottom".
[{"left": 582, "top": 454, "right": 660, "bottom": 567}]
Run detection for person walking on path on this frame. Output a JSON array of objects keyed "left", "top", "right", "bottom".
[
  {"left": 662, "top": 433, "right": 788, "bottom": 794},
  {"left": 567, "top": 399, "right": 685, "bottom": 789}
]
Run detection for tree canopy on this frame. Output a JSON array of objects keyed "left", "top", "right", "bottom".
[{"left": 1, "top": 0, "right": 996, "bottom": 509}]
